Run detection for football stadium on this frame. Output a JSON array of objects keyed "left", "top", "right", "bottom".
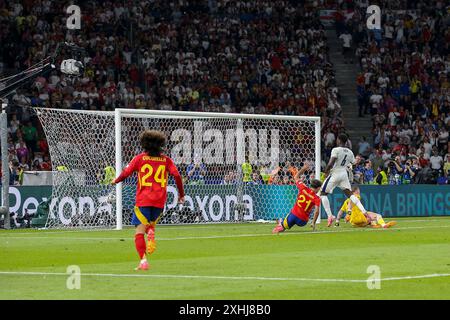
[{"left": 0, "top": 0, "right": 449, "bottom": 303}]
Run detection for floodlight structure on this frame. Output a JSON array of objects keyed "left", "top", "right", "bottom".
[{"left": 0, "top": 43, "right": 84, "bottom": 229}]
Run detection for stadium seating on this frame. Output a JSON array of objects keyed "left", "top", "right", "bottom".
[
  {"left": 0, "top": 0, "right": 448, "bottom": 185},
  {"left": 349, "top": 1, "right": 449, "bottom": 185}
]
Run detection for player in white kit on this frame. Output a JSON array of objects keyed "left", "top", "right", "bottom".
[{"left": 320, "top": 133, "right": 368, "bottom": 226}]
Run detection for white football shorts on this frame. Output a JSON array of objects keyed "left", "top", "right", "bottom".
[{"left": 321, "top": 170, "right": 352, "bottom": 194}]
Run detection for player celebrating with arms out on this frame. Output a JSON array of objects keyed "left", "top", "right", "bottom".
[
  {"left": 272, "top": 162, "right": 322, "bottom": 234},
  {"left": 113, "top": 130, "right": 185, "bottom": 271},
  {"left": 320, "top": 133, "right": 368, "bottom": 227}
]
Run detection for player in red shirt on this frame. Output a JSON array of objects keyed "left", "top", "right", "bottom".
[
  {"left": 272, "top": 163, "right": 322, "bottom": 234},
  {"left": 113, "top": 130, "right": 185, "bottom": 271}
]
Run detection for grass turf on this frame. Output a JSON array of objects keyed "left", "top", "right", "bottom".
[{"left": 0, "top": 217, "right": 449, "bottom": 299}]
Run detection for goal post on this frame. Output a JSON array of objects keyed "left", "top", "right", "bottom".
[
  {"left": 115, "top": 109, "right": 123, "bottom": 230},
  {"left": 315, "top": 119, "right": 322, "bottom": 225},
  {"left": 36, "top": 107, "right": 321, "bottom": 229}
]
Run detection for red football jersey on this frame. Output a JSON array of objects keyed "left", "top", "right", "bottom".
[
  {"left": 291, "top": 181, "right": 321, "bottom": 221},
  {"left": 114, "top": 153, "right": 184, "bottom": 208}
]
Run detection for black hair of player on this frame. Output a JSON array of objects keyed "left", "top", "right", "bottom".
[
  {"left": 140, "top": 130, "right": 166, "bottom": 156},
  {"left": 310, "top": 179, "right": 322, "bottom": 189},
  {"left": 351, "top": 185, "right": 360, "bottom": 192},
  {"left": 338, "top": 133, "right": 348, "bottom": 144}
]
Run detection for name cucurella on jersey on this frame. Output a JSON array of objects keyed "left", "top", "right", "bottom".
[{"left": 142, "top": 156, "right": 166, "bottom": 162}]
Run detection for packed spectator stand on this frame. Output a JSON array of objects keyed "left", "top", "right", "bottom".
[
  {"left": 0, "top": 0, "right": 448, "bottom": 186},
  {"left": 345, "top": 0, "right": 449, "bottom": 185}
]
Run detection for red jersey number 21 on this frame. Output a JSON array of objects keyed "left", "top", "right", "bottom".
[
  {"left": 297, "top": 194, "right": 312, "bottom": 212},
  {"left": 139, "top": 164, "right": 167, "bottom": 188}
]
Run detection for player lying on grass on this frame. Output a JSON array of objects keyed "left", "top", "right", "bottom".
[
  {"left": 112, "top": 130, "right": 185, "bottom": 271},
  {"left": 272, "top": 163, "right": 322, "bottom": 233},
  {"left": 335, "top": 185, "right": 397, "bottom": 229},
  {"left": 320, "top": 133, "right": 370, "bottom": 227}
]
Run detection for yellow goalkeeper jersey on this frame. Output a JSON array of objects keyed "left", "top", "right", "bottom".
[
  {"left": 340, "top": 194, "right": 368, "bottom": 227},
  {"left": 340, "top": 194, "right": 361, "bottom": 213}
]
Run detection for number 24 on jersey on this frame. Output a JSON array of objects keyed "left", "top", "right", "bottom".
[{"left": 139, "top": 164, "right": 167, "bottom": 188}]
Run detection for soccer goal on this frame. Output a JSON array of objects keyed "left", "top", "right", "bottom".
[{"left": 35, "top": 108, "right": 321, "bottom": 229}]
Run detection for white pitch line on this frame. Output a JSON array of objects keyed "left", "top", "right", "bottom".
[
  {"left": 0, "top": 224, "right": 251, "bottom": 236},
  {"left": 0, "top": 271, "right": 449, "bottom": 283},
  {"left": 383, "top": 216, "right": 449, "bottom": 222},
  {"left": 381, "top": 274, "right": 450, "bottom": 281},
  {"left": 1, "top": 225, "right": 450, "bottom": 242},
  {"left": 396, "top": 219, "right": 449, "bottom": 223},
  {"left": 161, "top": 225, "right": 450, "bottom": 240},
  {"left": 1, "top": 218, "right": 448, "bottom": 236}
]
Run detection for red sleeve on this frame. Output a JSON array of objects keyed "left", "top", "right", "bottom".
[
  {"left": 114, "top": 155, "right": 140, "bottom": 184},
  {"left": 296, "top": 181, "right": 305, "bottom": 191},
  {"left": 167, "top": 157, "right": 185, "bottom": 198},
  {"left": 314, "top": 196, "right": 321, "bottom": 207}
]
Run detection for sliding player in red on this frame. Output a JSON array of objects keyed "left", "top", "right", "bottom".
[
  {"left": 272, "top": 163, "right": 322, "bottom": 234},
  {"left": 113, "top": 130, "right": 185, "bottom": 271}
]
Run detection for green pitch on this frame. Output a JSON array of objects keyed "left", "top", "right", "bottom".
[{"left": 1, "top": 217, "right": 449, "bottom": 300}]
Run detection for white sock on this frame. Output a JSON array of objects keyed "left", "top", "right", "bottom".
[
  {"left": 320, "top": 195, "right": 333, "bottom": 218},
  {"left": 140, "top": 258, "right": 147, "bottom": 263},
  {"left": 350, "top": 195, "right": 367, "bottom": 214}
]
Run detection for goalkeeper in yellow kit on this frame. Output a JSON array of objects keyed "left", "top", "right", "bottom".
[{"left": 335, "top": 185, "right": 397, "bottom": 228}]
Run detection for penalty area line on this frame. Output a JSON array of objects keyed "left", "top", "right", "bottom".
[
  {"left": 2, "top": 218, "right": 449, "bottom": 236},
  {"left": 1, "top": 225, "right": 450, "bottom": 242},
  {"left": 0, "top": 224, "right": 252, "bottom": 236},
  {"left": 0, "top": 271, "right": 449, "bottom": 283}
]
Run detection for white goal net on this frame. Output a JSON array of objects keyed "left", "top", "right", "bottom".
[{"left": 35, "top": 108, "right": 320, "bottom": 229}]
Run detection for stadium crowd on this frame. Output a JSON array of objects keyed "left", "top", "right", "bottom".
[
  {"left": 1, "top": 0, "right": 346, "bottom": 185},
  {"left": 342, "top": 0, "right": 449, "bottom": 185},
  {"left": 0, "top": 0, "right": 448, "bottom": 186}
]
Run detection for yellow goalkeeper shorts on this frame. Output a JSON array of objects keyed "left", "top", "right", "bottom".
[{"left": 349, "top": 209, "right": 368, "bottom": 227}]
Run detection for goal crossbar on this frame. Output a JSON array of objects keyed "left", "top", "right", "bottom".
[{"left": 116, "top": 108, "right": 321, "bottom": 122}]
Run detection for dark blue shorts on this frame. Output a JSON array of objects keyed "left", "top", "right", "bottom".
[
  {"left": 283, "top": 212, "right": 308, "bottom": 229},
  {"left": 132, "top": 206, "right": 163, "bottom": 226}
]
